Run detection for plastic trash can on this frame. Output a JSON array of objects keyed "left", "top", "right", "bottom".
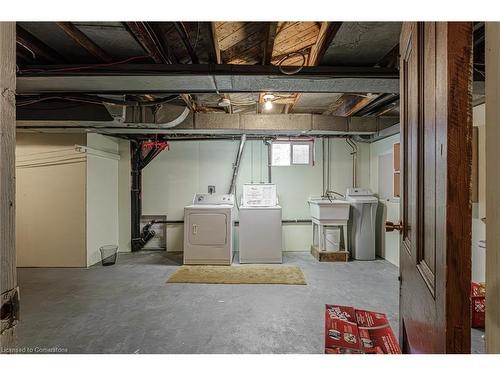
[{"left": 100, "top": 245, "right": 118, "bottom": 266}]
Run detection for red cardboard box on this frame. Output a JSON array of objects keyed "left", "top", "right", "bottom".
[
  {"left": 471, "top": 282, "right": 486, "bottom": 329},
  {"left": 325, "top": 305, "right": 401, "bottom": 354},
  {"left": 325, "top": 305, "right": 363, "bottom": 354}
]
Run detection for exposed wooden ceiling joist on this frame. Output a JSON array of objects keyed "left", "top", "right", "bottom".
[
  {"left": 207, "top": 23, "right": 230, "bottom": 113},
  {"left": 207, "top": 22, "right": 222, "bottom": 64},
  {"left": 324, "top": 94, "right": 377, "bottom": 116},
  {"left": 287, "top": 22, "right": 343, "bottom": 113},
  {"left": 124, "top": 22, "right": 167, "bottom": 64},
  {"left": 173, "top": 22, "right": 199, "bottom": 64},
  {"left": 308, "top": 22, "right": 343, "bottom": 66},
  {"left": 263, "top": 22, "right": 278, "bottom": 65},
  {"left": 56, "top": 22, "right": 113, "bottom": 63},
  {"left": 124, "top": 22, "right": 197, "bottom": 111}
]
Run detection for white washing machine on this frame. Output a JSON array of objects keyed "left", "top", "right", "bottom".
[
  {"left": 346, "top": 188, "right": 378, "bottom": 260},
  {"left": 183, "top": 193, "right": 235, "bottom": 265},
  {"left": 239, "top": 184, "right": 282, "bottom": 264}
]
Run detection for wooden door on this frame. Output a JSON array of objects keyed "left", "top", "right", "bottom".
[{"left": 396, "top": 22, "right": 473, "bottom": 353}]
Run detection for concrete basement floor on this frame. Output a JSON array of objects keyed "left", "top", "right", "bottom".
[{"left": 15, "top": 251, "right": 485, "bottom": 354}]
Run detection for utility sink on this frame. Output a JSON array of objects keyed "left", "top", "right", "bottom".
[{"left": 308, "top": 197, "right": 350, "bottom": 221}]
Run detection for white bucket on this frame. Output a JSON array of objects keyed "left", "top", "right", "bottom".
[{"left": 324, "top": 227, "right": 341, "bottom": 251}]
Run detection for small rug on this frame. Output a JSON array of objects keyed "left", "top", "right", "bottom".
[{"left": 166, "top": 265, "right": 307, "bottom": 285}]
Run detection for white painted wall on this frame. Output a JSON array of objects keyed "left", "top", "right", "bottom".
[
  {"left": 369, "top": 133, "right": 401, "bottom": 267},
  {"left": 118, "top": 139, "right": 131, "bottom": 254},
  {"left": 118, "top": 138, "right": 370, "bottom": 252},
  {"left": 85, "top": 134, "right": 120, "bottom": 267},
  {"left": 472, "top": 104, "right": 486, "bottom": 282}
]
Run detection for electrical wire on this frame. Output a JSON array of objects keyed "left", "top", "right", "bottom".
[
  {"left": 277, "top": 51, "right": 307, "bottom": 75},
  {"left": 16, "top": 94, "right": 180, "bottom": 108},
  {"left": 17, "top": 41, "right": 36, "bottom": 60}
]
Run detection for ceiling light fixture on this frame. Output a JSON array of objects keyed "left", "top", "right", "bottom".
[{"left": 263, "top": 94, "right": 274, "bottom": 111}]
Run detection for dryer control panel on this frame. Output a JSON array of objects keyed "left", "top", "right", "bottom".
[{"left": 192, "top": 193, "right": 235, "bottom": 206}]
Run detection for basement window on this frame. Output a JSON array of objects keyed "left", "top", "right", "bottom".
[{"left": 271, "top": 141, "right": 314, "bottom": 166}]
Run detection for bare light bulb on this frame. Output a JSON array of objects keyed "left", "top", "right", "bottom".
[{"left": 264, "top": 98, "right": 273, "bottom": 111}]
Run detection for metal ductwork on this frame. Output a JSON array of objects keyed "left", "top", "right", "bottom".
[
  {"left": 17, "top": 111, "right": 399, "bottom": 136},
  {"left": 122, "top": 104, "right": 191, "bottom": 128}
]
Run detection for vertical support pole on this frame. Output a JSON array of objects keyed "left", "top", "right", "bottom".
[
  {"left": 485, "top": 22, "right": 500, "bottom": 354},
  {"left": 130, "top": 141, "right": 142, "bottom": 252},
  {"left": 0, "top": 22, "right": 17, "bottom": 351}
]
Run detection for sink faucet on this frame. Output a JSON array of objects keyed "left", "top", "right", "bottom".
[{"left": 322, "top": 190, "right": 345, "bottom": 202}]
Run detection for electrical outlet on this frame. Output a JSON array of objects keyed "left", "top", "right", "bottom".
[{"left": 208, "top": 185, "right": 216, "bottom": 194}]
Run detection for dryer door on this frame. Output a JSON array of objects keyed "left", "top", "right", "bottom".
[{"left": 187, "top": 213, "right": 228, "bottom": 246}]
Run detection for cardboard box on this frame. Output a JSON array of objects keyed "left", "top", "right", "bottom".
[
  {"left": 325, "top": 305, "right": 401, "bottom": 354},
  {"left": 471, "top": 282, "right": 486, "bottom": 329}
]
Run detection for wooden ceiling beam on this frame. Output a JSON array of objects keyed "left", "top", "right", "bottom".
[
  {"left": 56, "top": 22, "right": 113, "bottom": 63},
  {"left": 308, "top": 22, "right": 342, "bottom": 66},
  {"left": 324, "top": 94, "right": 377, "bottom": 116},
  {"left": 173, "top": 22, "right": 199, "bottom": 64},
  {"left": 125, "top": 22, "right": 197, "bottom": 111},
  {"left": 263, "top": 22, "right": 278, "bottom": 65},
  {"left": 16, "top": 25, "right": 66, "bottom": 64},
  {"left": 207, "top": 22, "right": 231, "bottom": 113},
  {"left": 207, "top": 22, "right": 222, "bottom": 64},
  {"left": 125, "top": 23, "right": 197, "bottom": 112},
  {"left": 124, "top": 22, "right": 166, "bottom": 64},
  {"left": 287, "top": 22, "right": 343, "bottom": 113}
]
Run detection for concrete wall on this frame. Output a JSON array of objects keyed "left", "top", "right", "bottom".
[
  {"left": 369, "top": 133, "right": 401, "bottom": 267},
  {"left": 16, "top": 133, "right": 87, "bottom": 267},
  {"left": 119, "top": 138, "right": 370, "bottom": 252},
  {"left": 86, "top": 134, "right": 120, "bottom": 266}
]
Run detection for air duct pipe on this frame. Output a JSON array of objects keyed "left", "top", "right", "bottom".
[
  {"left": 345, "top": 138, "right": 358, "bottom": 188},
  {"left": 228, "top": 134, "right": 247, "bottom": 195}
]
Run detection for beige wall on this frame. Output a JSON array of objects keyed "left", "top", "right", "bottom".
[
  {"left": 16, "top": 133, "right": 120, "bottom": 267},
  {"left": 16, "top": 133, "right": 87, "bottom": 267}
]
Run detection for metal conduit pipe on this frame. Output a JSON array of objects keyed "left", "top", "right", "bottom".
[
  {"left": 160, "top": 219, "right": 312, "bottom": 226},
  {"left": 265, "top": 140, "right": 272, "bottom": 183},
  {"left": 228, "top": 134, "right": 247, "bottom": 194},
  {"left": 345, "top": 138, "right": 358, "bottom": 188},
  {"left": 327, "top": 137, "right": 331, "bottom": 193}
]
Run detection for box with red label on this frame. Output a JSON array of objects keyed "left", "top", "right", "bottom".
[
  {"left": 325, "top": 305, "right": 363, "bottom": 354},
  {"left": 471, "top": 282, "right": 486, "bottom": 329},
  {"left": 325, "top": 305, "right": 401, "bottom": 354},
  {"left": 355, "top": 309, "right": 401, "bottom": 354}
]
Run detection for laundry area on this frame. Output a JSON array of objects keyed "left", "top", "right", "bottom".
[{"left": 2, "top": 19, "right": 489, "bottom": 355}]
